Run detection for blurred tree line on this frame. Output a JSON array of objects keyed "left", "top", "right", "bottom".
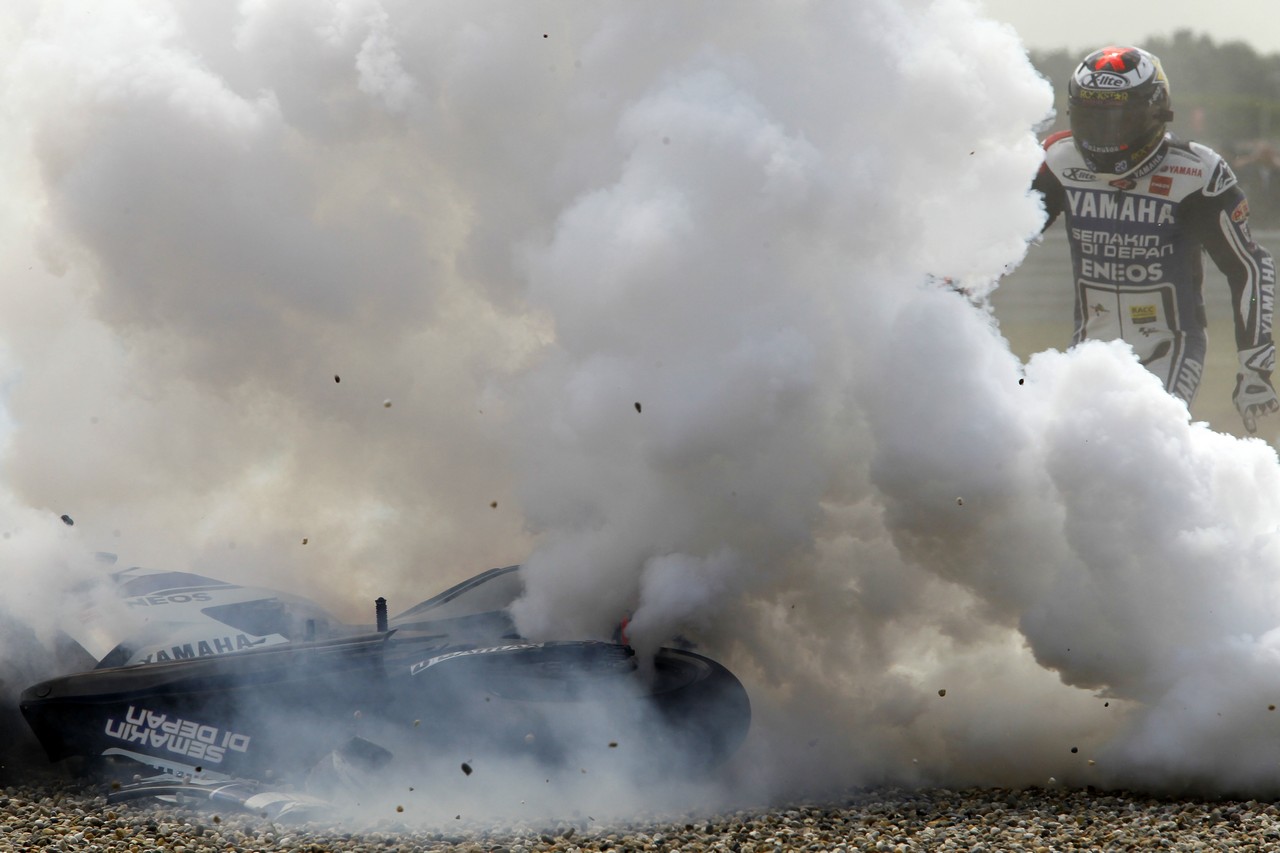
[{"left": 1030, "top": 30, "right": 1280, "bottom": 227}]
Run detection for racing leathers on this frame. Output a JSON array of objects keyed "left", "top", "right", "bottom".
[{"left": 1033, "top": 130, "right": 1278, "bottom": 428}]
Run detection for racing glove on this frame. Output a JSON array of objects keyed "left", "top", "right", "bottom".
[{"left": 1233, "top": 342, "right": 1280, "bottom": 433}]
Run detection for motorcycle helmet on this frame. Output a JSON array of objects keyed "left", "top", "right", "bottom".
[{"left": 1067, "top": 45, "right": 1173, "bottom": 175}]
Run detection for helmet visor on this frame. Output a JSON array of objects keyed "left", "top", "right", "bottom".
[{"left": 1070, "top": 101, "right": 1150, "bottom": 156}]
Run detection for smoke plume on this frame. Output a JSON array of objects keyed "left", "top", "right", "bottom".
[{"left": 5, "top": 0, "right": 1280, "bottom": 810}]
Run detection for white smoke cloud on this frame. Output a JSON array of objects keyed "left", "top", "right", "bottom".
[{"left": 5, "top": 0, "right": 1280, "bottom": 810}]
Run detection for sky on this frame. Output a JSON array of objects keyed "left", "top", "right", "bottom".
[
  {"left": 12, "top": 0, "right": 1280, "bottom": 815},
  {"left": 982, "top": 0, "right": 1280, "bottom": 56}
]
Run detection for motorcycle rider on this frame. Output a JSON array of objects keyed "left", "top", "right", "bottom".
[{"left": 1032, "top": 44, "right": 1279, "bottom": 432}]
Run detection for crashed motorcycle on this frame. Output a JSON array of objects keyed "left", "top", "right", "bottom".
[{"left": 19, "top": 564, "right": 750, "bottom": 814}]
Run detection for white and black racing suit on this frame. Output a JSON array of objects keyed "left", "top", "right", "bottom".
[{"left": 1033, "top": 130, "right": 1276, "bottom": 408}]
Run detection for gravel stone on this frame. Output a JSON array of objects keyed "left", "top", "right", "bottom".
[{"left": 1, "top": 779, "right": 1276, "bottom": 852}]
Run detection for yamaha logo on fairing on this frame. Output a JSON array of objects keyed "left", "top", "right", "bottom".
[
  {"left": 1063, "top": 168, "right": 1096, "bottom": 181},
  {"left": 138, "top": 633, "right": 271, "bottom": 663}
]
